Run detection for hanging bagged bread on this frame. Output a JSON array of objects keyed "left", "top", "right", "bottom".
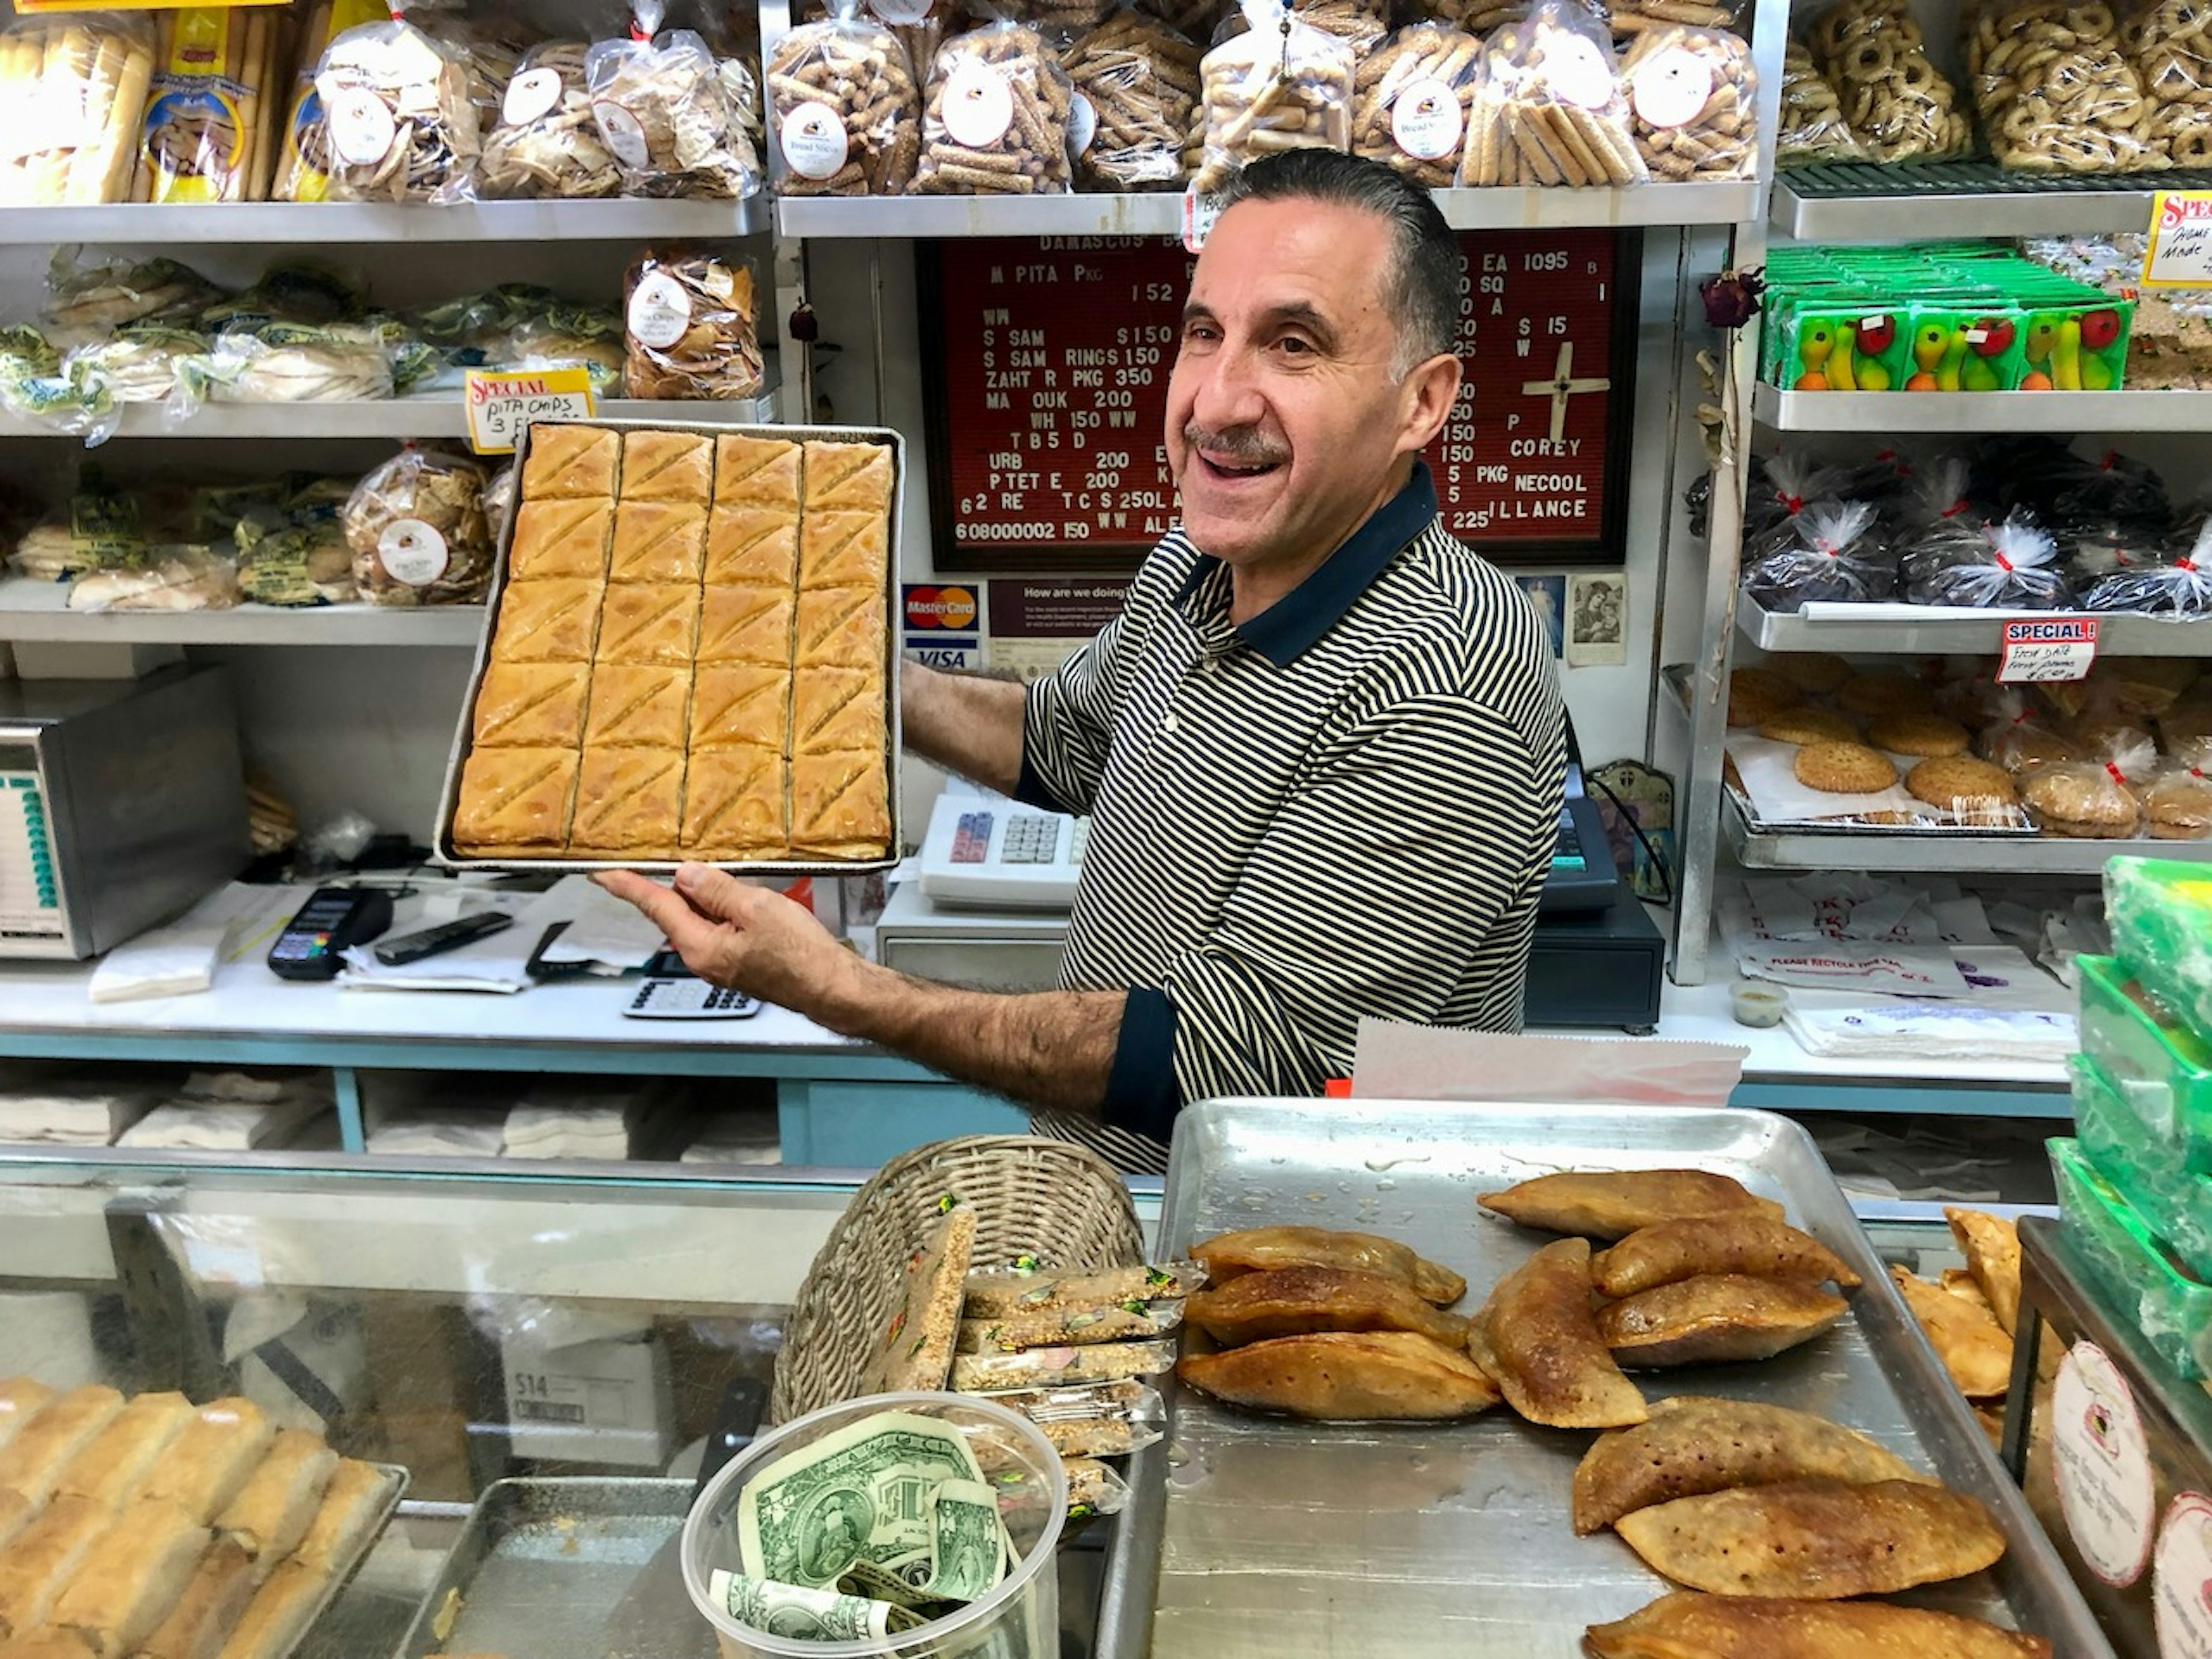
[
  {"left": 1191, "top": 0, "right": 1355, "bottom": 194},
  {"left": 624, "top": 248, "right": 765, "bottom": 399},
  {"left": 913, "top": 15, "right": 1078, "bottom": 194},
  {"left": 586, "top": 0, "right": 762, "bottom": 198},
  {"left": 766, "top": 0, "right": 922, "bottom": 194},
  {"left": 1063, "top": 8, "right": 1201, "bottom": 189},
  {"left": 135, "top": 8, "right": 279, "bottom": 204},
  {"left": 1459, "top": 1, "right": 1647, "bottom": 187},
  {"left": 311, "top": 0, "right": 484, "bottom": 202},
  {"left": 344, "top": 444, "right": 493, "bottom": 607},
  {"left": 1349, "top": 21, "right": 1482, "bottom": 188},
  {"left": 0, "top": 16, "right": 157, "bottom": 205},
  {"left": 1619, "top": 24, "right": 1756, "bottom": 179},
  {"left": 274, "top": 0, "right": 387, "bottom": 200}
]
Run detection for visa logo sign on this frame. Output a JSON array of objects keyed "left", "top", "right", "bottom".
[{"left": 904, "top": 635, "right": 981, "bottom": 671}]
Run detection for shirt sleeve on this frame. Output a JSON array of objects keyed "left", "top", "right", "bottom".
[
  {"left": 1015, "top": 608, "right": 1130, "bottom": 819},
  {"left": 1096, "top": 692, "right": 1559, "bottom": 1142}
]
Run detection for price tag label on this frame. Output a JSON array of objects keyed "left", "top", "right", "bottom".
[
  {"left": 2142, "top": 192, "right": 2212, "bottom": 289},
  {"left": 1997, "top": 616, "right": 2100, "bottom": 683},
  {"left": 464, "top": 367, "right": 596, "bottom": 456},
  {"left": 1182, "top": 184, "right": 1225, "bottom": 254}
]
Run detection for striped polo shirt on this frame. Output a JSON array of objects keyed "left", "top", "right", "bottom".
[{"left": 1014, "top": 462, "right": 1567, "bottom": 1172}]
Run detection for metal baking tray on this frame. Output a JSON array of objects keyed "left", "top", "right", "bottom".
[
  {"left": 287, "top": 1461, "right": 411, "bottom": 1656},
  {"left": 431, "top": 418, "right": 906, "bottom": 877},
  {"left": 1096, "top": 1099, "right": 2116, "bottom": 1659},
  {"left": 392, "top": 1477, "right": 707, "bottom": 1659}
]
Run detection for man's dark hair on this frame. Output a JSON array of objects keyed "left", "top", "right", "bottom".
[{"left": 1214, "top": 150, "right": 1462, "bottom": 380}]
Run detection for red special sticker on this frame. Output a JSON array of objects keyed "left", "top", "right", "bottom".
[{"left": 904, "top": 584, "right": 980, "bottom": 632}]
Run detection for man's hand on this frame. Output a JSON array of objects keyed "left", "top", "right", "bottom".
[{"left": 593, "top": 866, "right": 854, "bottom": 1013}]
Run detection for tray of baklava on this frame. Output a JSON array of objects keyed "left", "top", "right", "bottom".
[
  {"left": 0, "top": 1377, "right": 407, "bottom": 1659},
  {"left": 433, "top": 419, "right": 905, "bottom": 875}
]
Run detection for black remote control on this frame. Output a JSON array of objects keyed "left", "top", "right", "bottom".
[{"left": 372, "top": 910, "right": 516, "bottom": 967}]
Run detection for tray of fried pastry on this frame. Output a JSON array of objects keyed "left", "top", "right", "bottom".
[
  {"left": 1094, "top": 1099, "right": 2111, "bottom": 1659},
  {"left": 0, "top": 1381, "right": 405, "bottom": 1659},
  {"left": 432, "top": 419, "right": 904, "bottom": 876}
]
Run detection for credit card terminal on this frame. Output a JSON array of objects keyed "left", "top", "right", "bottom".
[{"left": 267, "top": 887, "right": 395, "bottom": 981}]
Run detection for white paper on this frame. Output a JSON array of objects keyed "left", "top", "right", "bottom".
[
  {"left": 1727, "top": 732, "right": 2030, "bottom": 830},
  {"left": 337, "top": 887, "right": 555, "bottom": 994},
  {"left": 1351, "top": 1022, "right": 1748, "bottom": 1107},
  {"left": 535, "top": 877, "right": 668, "bottom": 971}
]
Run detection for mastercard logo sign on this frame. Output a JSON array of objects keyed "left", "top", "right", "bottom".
[{"left": 904, "top": 585, "right": 979, "bottom": 631}]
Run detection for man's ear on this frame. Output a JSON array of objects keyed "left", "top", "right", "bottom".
[{"left": 1399, "top": 353, "right": 1463, "bottom": 456}]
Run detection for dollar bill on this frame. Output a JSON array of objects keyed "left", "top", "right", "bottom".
[
  {"left": 738, "top": 1411, "right": 987, "bottom": 1592},
  {"left": 923, "top": 1479, "right": 1007, "bottom": 1603},
  {"left": 710, "top": 1569, "right": 924, "bottom": 1641}
]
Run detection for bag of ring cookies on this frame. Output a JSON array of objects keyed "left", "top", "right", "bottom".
[
  {"left": 1062, "top": 5, "right": 1202, "bottom": 189},
  {"left": 1191, "top": 0, "right": 1355, "bottom": 193},
  {"left": 1619, "top": 24, "right": 1756, "bottom": 179},
  {"left": 1971, "top": 0, "right": 2163, "bottom": 173},
  {"left": 1350, "top": 19, "right": 1483, "bottom": 187},
  {"left": 914, "top": 9, "right": 1079, "bottom": 192},
  {"left": 1461, "top": 0, "right": 1647, "bottom": 187},
  {"left": 766, "top": 0, "right": 923, "bottom": 193},
  {"left": 2125, "top": 0, "right": 2212, "bottom": 168},
  {"left": 1808, "top": 0, "right": 1972, "bottom": 161}
]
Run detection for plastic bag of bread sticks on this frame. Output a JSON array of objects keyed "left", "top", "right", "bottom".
[
  {"left": 586, "top": 0, "right": 761, "bottom": 198},
  {"left": 962, "top": 1259, "right": 1205, "bottom": 1315},
  {"left": 767, "top": 0, "right": 922, "bottom": 192},
  {"left": 1809, "top": 0, "right": 1972, "bottom": 159},
  {"left": 1209, "top": 0, "right": 1388, "bottom": 52},
  {"left": 1136, "top": 0, "right": 1222, "bottom": 41},
  {"left": 1063, "top": 7, "right": 1200, "bottom": 188},
  {"left": 312, "top": 1, "right": 484, "bottom": 202},
  {"left": 794, "top": 0, "right": 952, "bottom": 107},
  {"left": 134, "top": 8, "right": 280, "bottom": 203},
  {"left": 1607, "top": 0, "right": 1737, "bottom": 37},
  {"left": 1619, "top": 24, "right": 1755, "bottom": 178},
  {"left": 1349, "top": 21, "right": 1481, "bottom": 187},
  {"left": 1191, "top": 0, "right": 1354, "bottom": 193},
  {"left": 914, "top": 15, "right": 1076, "bottom": 192},
  {"left": 274, "top": 0, "right": 385, "bottom": 200},
  {"left": 1478, "top": 2, "right": 1648, "bottom": 188},
  {"left": 0, "top": 15, "right": 157, "bottom": 206}
]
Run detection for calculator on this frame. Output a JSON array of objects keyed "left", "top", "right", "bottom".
[{"left": 623, "top": 953, "right": 761, "bottom": 1020}]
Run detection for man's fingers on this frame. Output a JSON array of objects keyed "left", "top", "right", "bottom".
[
  {"left": 672, "top": 861, "right": 760, "bottom": 922},
  {"left": 591, "top": 870, "right": 724, "bottom": 957}
]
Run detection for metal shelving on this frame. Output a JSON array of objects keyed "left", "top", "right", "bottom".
[
  {"left": 1725, "top": 796, "right": 2212, "bottom": 874},
  {"left": 0, "top": 580, "right": 484, "bottom": 646},
  {"left": 1753, "top": 385, "right": 2212, "bottom": 433},
  {"left": 777, "top": 181, "right": 1762, "bottom": 240},
  {"left": 1739, "top": 596, "right": 2212, "bottom": 656},
  {"left": 1768, "top": 160, "right": 2212, "bottom": 242},
  {"left": 0, "top": 199, "right": 768, "bottom": 246},
  {"left": 0, "top": 396, "right": 780, "bottom": 442}
]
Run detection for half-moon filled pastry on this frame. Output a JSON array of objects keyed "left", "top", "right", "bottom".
[
  {"left": 791, "top": 668, "right": 887, "bottom": 756},
  {"left": 1467, "top": 1237, "right": 1646, "bottom": 1429},
  {"left": 1889, "top": 1266, "right": 2013, "bottom": 1398},
  {"left": 794, "top": 585, "right": 885, "bottom": 672},
  {"left": 1946, "top": 1208, "right": 2022, "bottom": 1334},
  {"left": 452, "top": 748, "right": 580, "bottom": 854},
  {"left": 567, "top": 748, "right": 684, "bottom": 858},
  {"left": 49, "top": 1497, "right": 210, "bottom": 1658},
  {"left": 1185, "top": 1267, "right": 1471, "bottom": 1347},
  {"left": 798, "top": 509, "right": 890, "bottom": 589},
  {"left": 715, "top": 433, "right": 801, "bottom": 511},
  {"left": 789, "top": 751, "right": 889, "bottom": 859},
  {"left": 1478, "top": 1169, "right": 1783, "bottom": 1240},
  {"left": 582, "top": 666, "right": 692, "bottom": 751},
  {"left": 705, "top": 507, "right": 799, "bottom": 586},
  {"left": 215, "top": 1429, "right": 338, "bottom": 1565},
  {"left": 506, "top": 498, "right": 612, "bottom": 580},
  {"left": 1571, "top": 1397, "right": 1933, "bottom": 1535},
  {"left": 607, "top": 501, "right": 707, "bottom": 584},
  {"left": 472, "top": 663, "right": 589, "bottom": 751},
  {"left": 595, "top": 583, "right": 700, "bottom": 667},
  {"left": 803, "top": 439, "right": 893, "bottom": 513},
  {"left": 620, "top": 430, "right": 713, "bottom": 502},
  {"left": 1585, "top": 1593, "right": 2051, "bottom": 1659},
  {"left": 520, "top": 423, "right": 619, "bottom": 499},
  {"left": 1177, "top": 1331, "right": 1500, "bottom": 1421},
  {"left": 137, "top": 1399, "right": 273, "bottom": 1524},
  {"left": 0, "top": 1385, "right": 124, "bottom": 1506},
  {"left": 1613, "top": 1478, "right": 2005, "bottom": 1599},
  {"left": 1189, "top": 1226, "right": 1465, "bottom": 1304},
  {"left": 1591, "top": 1214, "right": 1861, "bottom": 1297},
  {"left": 690, "top": 665, "right": 789, "bottom": 752},
  {"left": 680, "top": 743, "right": 785, "bottom": 858},
  {"left": 695, "top": 585, "right": 794, "bottom": 667},
  {"left": 488, "top": 579, "right": 603, "bottom": 664},
  {"left": 1597, "top": 1275, "right": 1850, "bottom": 1368},
  {"left": 54, "top": 1389, "right": 194, "bottom": 1510}
]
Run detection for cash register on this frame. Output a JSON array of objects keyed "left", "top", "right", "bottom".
[{"left": 881, "top": 725, "right": 1665, "bottom": 1031}]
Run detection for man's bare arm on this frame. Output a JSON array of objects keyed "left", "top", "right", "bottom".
[{"left": 901, "top": 661, "right": 1027, "bottom": 796}]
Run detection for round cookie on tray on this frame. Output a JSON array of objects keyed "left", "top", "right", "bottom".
[
  {"left": 1728, "top": 666, "right": 1802, "bottom": 727},
  {"left": 1759, "top": 709, "right": 1859, "bottom": 745},
  {"left": 1794, "top": 741, "right": 1899, "bottom": 794},
  {"left": 1866, "top": 711, "right": 1971, "bottom": 757}
]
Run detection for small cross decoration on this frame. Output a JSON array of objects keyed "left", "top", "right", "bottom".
[{"left": 1520, "top": 341, "right": 1611, "bottom": 446}]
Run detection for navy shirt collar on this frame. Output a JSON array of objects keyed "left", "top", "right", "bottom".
[{"left": 1175, "top": 462, "right": 1440, "bottom": 668}]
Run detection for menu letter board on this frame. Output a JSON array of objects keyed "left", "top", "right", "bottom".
[{"left": 918, "top": 230, "right": 1636, "bottom": 571}]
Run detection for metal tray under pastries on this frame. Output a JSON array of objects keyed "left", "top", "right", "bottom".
[
  {"left": 393, "top": 1477, "right": 706, "bottom": 1659},
  {"left": 431, "top": 418, "right": 906, "bottom": 877},
  {"left": 283, "top": 1461, "right": 411, "bottom": 1658},
  {"left": 1094, "top": 1098, "right": 2116, "bottom": 1659}
]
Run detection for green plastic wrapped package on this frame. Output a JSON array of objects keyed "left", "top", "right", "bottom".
[
  {"left": 2071, "top": 1058, "right": 2212, "bottom": 1283},
  {"left": 2104, "top": 858, "right": 2212, "bottom": 1041},
  {"left": 2077, "top": 953, "right": 2212, "bottom": 1176},
  {"left": 2050, "top": 1137, "right": 2212, "bottom": 1381}
]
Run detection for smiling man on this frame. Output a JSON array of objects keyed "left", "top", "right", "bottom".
[{"left": 600, "top": 151, "right": 1566, "bottom": 1171}]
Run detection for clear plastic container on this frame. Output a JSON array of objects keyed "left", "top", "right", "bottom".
[
  {"left": 2077, "top": 952, "right": 2212, "bottom": 1175},
  {"left": 2071, "top": 1057, "right": 2212, "bottom": 1282},
  {"left": 681, "top": 1392, "right": 1067, "bottom": 1659},
  {"left": 2050, "top": 1137, "right": 2212, "bottom": 1381},
  {"left": 2103, "top": 857, "right": 2212, "bottom": 1042}
]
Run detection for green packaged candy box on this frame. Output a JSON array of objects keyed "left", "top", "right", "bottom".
[
  {"left": 2051, "top": 1137, "right": 2212, "bottom": 1381},
  {"left": 2104, "top": 858, "right": 2212, "bottom": 1040},
  {"left": 2071, "top": 1056, "right": 2212, "bottom": 1283},
  {"left": 2075, "top": 953, "right": 2212, "bottom": 1173}
]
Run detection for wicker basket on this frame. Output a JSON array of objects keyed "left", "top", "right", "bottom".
[{"left": 770, "top": 1135, "right": 1145, "bottom": 1425}]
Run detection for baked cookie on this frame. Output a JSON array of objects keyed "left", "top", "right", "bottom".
[
  {"left": 1982, "top": 722, "right": 2084, "bottom": 772},
  {"left": 1867, "top": 712, "right": 1971, "bottom": 757},
  {"left": 1838, "top": 672, "right": 1934, "bottom": 717},
  {"left": 2022, "top": 763, "right": 2140, "bottom": 838},
  {"left": 1774, "top": 652, "right": 1852, "bottom": 697},
  {"left": 2143, "top": 768, "right": 2212, "bottom": 839},
  {"left": 1794, "top": 741, "right": 1899, "bottom": 794},
  {"left": 1905, "top": 756, "right": 2018, "bottom": 813},
  {"left": 1759, "top": 709, "right": 1859, "bottom": 745},
  {"left": 1728, "top": 666, "right": 1802, "bottom": 728}
]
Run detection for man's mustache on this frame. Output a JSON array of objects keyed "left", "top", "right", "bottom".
[{"left": 1183, "top": 425, "right": 1289, "bottom": 467}]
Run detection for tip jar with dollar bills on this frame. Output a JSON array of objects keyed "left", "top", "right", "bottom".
[{"left": 682, "top": 1391, "right": 1068, "bottom": 1659}]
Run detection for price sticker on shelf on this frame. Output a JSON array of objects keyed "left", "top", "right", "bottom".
[
  {"left": 2142, "top": 192, "right": 2212, "bottom": 288},
  {"left": 463, "top": 367, "right": 596, "bottom": 456},
  {"left": 1997, "top": 616, "right": 2100, "bottom": 683}
]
